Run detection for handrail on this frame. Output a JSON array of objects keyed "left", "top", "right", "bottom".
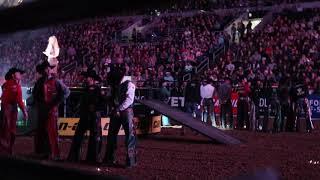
[
  {"left": 181, "top": 44, "right": 226, "bottom": 81},
  {"left": 62, "top": 61, "right": 77, "bottom": 74},
  {"left": 183, "top": 73, "right": 191, "bottom": 81},
  {"left": 195, "top": 57, "right": 209, "bottom": 74},
  {"left": 102, "top": 41, "right": 111, "bottom": 54}
]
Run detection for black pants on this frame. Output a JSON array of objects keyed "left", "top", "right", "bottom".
[
  {"left": 105, "top": 108, "right": 137, "bottom": 166},
  {"left": 270, "top": 101, "right": 281, "bottom": 132},
  {"left": 237, "top": 98, "right": 249, "bottom": 129},
  {"left": 278, "top": 102, "right": 289, "bottom": 132},
  {"left": 68, "top": 112, "right": 102, "bottom": 162},
  {"left": 220, "top": 100, "right": 233, "bottom": 128},
  {"left": 286, "top": 103, "right": 296, "bottom": 132}
]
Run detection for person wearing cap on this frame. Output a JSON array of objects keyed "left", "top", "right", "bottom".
[
  {"left": 104, "top": 66, "right": 137, "bottom": 168},
  {"left": 0, "top": 68, "right": 28, "bottom": 154},
  {"left": 200, "top": 79, "right": 216, "bottom": 127},
  {"left": 32, "top": 61, "right": 70, "bottom": 160},
  {"left": 67, "top": 69, "right": 103, "bottom": 163}
]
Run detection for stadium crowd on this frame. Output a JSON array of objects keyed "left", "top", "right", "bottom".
[
  {"left": 201, "top": 8, "right": 320, "bottom": 87},
  {"left": 162, "top": 0, "right": 320, "bottom": 12},
  {"left": 0, "top": 1, "right": 319, "bottom": 132},
  {"left": 179, "top": 9, "right": 320, "bottom": 131},
  {"left": 0, "top": 11, "right": 232, "bottom": 88}
]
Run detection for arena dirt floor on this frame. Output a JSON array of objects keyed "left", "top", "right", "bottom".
[{"left": 8, "top": 128, "right": 320, "bottom": 180}]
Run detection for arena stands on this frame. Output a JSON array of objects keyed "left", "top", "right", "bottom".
[
  {"left": 0, "top": 1, "right": 318, "bottom": 91},
  {"left": 0, "top": 11, "right": 234, "bottom": 88}
]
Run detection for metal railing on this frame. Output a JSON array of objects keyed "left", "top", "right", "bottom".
[
  {"left": 61, "top": 61, "right": 77, "bottom": 74},
  {"left": 183, "top": 73, "right": 191, "bottom": 81},
  {"left": 182, "top": 45, "right": 226, "bottom": 81},
  {"left": 195, "top": 57, "right": 210, "bottom": 74}
]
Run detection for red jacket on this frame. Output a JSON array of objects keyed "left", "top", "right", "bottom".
[{"left": 1, "top": 79, "right": 25, "bottom": 111}]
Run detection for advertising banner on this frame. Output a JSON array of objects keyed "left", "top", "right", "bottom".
[
  {"left": 308, "top": 95, "right": 320, "bottom": 120},
  {"left": 58, "top": 115, "right": 162, "bottom": 136},
  {"left": 212, "top": 92, "right": 239, "bottom": 115}
]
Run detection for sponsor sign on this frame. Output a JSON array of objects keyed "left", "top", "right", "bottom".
[
  {"left": 212, "top": 92, "right": 239, "bottom": 114},
  {"left": 169, "top": 97, "right": 185, "bottom": 107},
  {"left": 58, "top": 115, "right": 161, "bottom": 136},
  {"left": 308, "top": 95, "right": 320, "bottom": 120}
]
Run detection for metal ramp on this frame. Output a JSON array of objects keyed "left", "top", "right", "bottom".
[{"left": 137, "top": 99, "right": 242, "bottom": 145}]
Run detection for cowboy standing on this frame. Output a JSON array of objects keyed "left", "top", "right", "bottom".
[
  {"left": 33, "top": 61, "right": 69, "bottom": 160},
  {"left": 0, "top": 68, "right": 28, "bottom": 155},
  {"left": 104, "top": 66, "right": 137, "bottom": 168},
  {"left": 67, "top": 69, "right": 103, "bottom": 163}
]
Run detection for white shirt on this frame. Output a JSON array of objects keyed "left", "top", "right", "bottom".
[
  {"left": 119, "top": 78, "right": 136, "bottom": 111},
  {"left": 200, "top": 84, "right": 215, "bottom": 99}
]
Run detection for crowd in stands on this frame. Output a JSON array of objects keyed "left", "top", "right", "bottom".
[
  {"left": 164, "top": 0, "right": 320, "bottom": 12},
  {"left": 203, "top": 8, "right": 320, "bottom": 91},
  {"left": 0, "top": 17, "right": 132, "bottom": 86},
  {"left": 0, "top": 2, "right": 319, "bottom": 92},
  {"left": 0, "top": 11, "right": 232, "bottom": 88}
]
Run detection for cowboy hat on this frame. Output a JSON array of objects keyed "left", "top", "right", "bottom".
[{"left": 5, "top": 67, "right": 25, "bottom": 80}]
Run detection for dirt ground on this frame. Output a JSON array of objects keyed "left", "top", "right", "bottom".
[{"left": 6, "top": 128, "right": 320, "bottom": 180}]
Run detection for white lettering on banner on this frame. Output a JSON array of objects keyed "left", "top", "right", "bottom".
[
  {"left": 231, "top": 100, "right": 238, "bottom": 108},
  {"left": 180, "top": 97, "right": 185, "bottom": 107},
  {"left": 169, "top": 97, "right": 185, "bottom": 107},
  {"left": 259, "top": 98, "right": 267, "bottom": 107},
  {"left": 171, "top": 97, "right": 179, "bottom": 107},
  {"left": 310, "top": 99, "right": 320, "bottom": 113},
  {"left": 135, "top": 96, "right": 145, "bottom": 100},
  {"left": 214, "top": 99, "right": 219, "bottom": 107},
  {"left": 213, "top": 99, "right": 237, "bottom": 108}
]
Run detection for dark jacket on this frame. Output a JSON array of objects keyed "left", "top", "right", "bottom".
[{"left": 185, "top": 81, "right": 201, "bottom": 103}]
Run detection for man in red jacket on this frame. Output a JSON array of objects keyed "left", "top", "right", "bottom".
[
  {"left": 0, "top": 68, "right": 28, "bottom": 155},
  {"left": 33, "top": 61, "right": 69, "bottom": 160}
]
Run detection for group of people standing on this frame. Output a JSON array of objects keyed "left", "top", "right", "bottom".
[
  {"left": 0, "top": 36, "right": 137, "bottom": 167},
  {"left": 0, "top": 61, "right": 70, "bottom": 159},
  {"left": 0, "top": 62, "right": 137, "bottom": 167},
  {"left": 68, "top": 64, "right": 137, "bottom": 167},
  {"left": 185, "top": 76, "right": 314, "bottom": 133}
]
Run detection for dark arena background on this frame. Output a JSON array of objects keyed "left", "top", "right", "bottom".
[{"left": 1, "top": 0, "right": 320, "bottom": 179}]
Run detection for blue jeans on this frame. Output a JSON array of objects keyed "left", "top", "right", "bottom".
[
  {"left": 105, "top": 108, "right": 137, "bottom": 166},
  {"left": 202, "top": 99, "right": 216, "bottom": 127},
  {"left": 296, "top": 98, "right": 314, "bottom": 131}
]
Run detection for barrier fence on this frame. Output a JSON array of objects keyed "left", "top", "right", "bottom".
[{"left": 1, "top": 87, "right": 319, "bottom": 134}]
